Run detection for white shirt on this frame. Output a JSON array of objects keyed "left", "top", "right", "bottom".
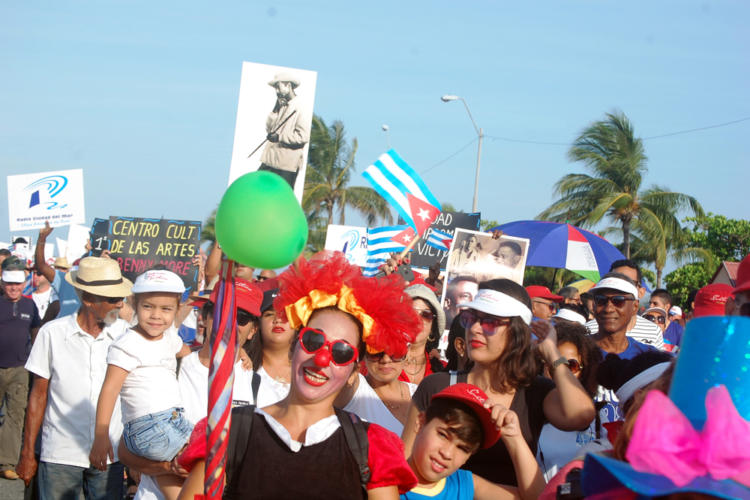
[
  {"left": 343, "top": 374, "right": 416, "bottom": 435},
  {"left": 257, "top": 407, "right": 340, "bottom": 452},
  {"left": 107, "top": 328, "right": 183, "bottom": 422},
  {"left": 585, "top": 315, "right": 665, "bottom": 350},
  {"left": 32, "top": 287, "right": 57, "bottom": 319},
  {"left": 254, "top": 366, "right": 291, "bottom": 409},
  {"left": 25, "top": 314, "right": 129, "bottom": 468}
]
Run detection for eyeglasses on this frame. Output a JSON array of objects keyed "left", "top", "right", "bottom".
[
  {"left": 365, "top": 351, "right": 406, "bottom": 363},
  {"left": 532, "top": 299, "right": 556, "bottom": 312},
  {"left": 298, "top": 327, "right": 359, "bottom": 366},
  {"left": 567, "top": 358, "right": 583, "bottom": 374},
  {"left": 459, "top": 309, "right": 510, "bottom": 334},
  {"left": 414, "top": 308, "right": 434, "bottom": 322},
  {"left": 643, "top": 314, "right": 666, "bottom": 325},
  {"left": 236, "top": 309, "right": 255, "bottom": 327},
  {"left": 593, "top": 295, "right": 636, "bottom": 308}
]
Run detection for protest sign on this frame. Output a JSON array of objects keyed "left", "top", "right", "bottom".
[
  {"left": 228, "top": 61, "right": 317, "bottom": 202},
  {"left": 90, "top": 217, "right": 202, "bottom": 292},
  {"left": 324, "top": 224, "right": 368, "bottom": 266},
  {"left": 66, "top": 224, "right": 91, "bottom": 263},
  {"left": 406, "top": 211, "right": 481, "bottom": 270},
  {"left": 7, "top": 169, "right": 85, "bottom": 231}
]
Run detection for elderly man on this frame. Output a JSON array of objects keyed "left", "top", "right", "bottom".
[
  {"left": 727, "top": 253, "right": 750, "bottom": 317},
  {"left": 0, "top": 257, "right": 41, "bottom": 480},
  {"left": 258, "top": 72, "right": 310, "bottom": 188},
  {"left": 17, "top": 257, "right": 132, "bottom": 499},
  {"left": 526, "top": 285, "right": 562, "bottom": 320}
]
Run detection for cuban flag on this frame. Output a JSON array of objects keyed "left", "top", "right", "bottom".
[
  {"left": 424, "top": 228, "right": 453, "bottom": 251},
  {"left": 363, "top": 150, "right": 441, "bottom": 236},
  {"left": 362, "top": 225, "right": 417, "bottom": 276}
]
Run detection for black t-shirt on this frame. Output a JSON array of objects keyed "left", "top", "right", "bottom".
[
  {"left": 412, "top": 371, "right": 554, "bottom": 486},
  {"left": 0, "top": 295, "right": 41, "bottom": 368}
]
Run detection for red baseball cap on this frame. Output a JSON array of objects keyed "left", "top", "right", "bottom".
[
  {"left": 525, "top": 285, "right": 563, "bottom": 302},
  {"left": 431, "top": 383, "right": 501, "bottom": 449},
  {"left": 733, "top": 254, "right": 750, "bottom": 295},
  {"left": 693, "top": 283, "right": 733, "bottom": 318},
  {"left": 191, "top": 278, "right": 262, "bottom": 316}
]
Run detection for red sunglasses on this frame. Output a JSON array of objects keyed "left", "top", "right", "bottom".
[
  {"left": 459, "top": 309, "right": 510, "bottom": 335},
  {"left": 298, "top": 327, "right": 359, "bottom": 366},
  {"left": 567, "top": 358, "right": 583, "bottom": 374}
]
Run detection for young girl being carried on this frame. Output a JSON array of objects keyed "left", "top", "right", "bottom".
[{"left": 90, "top": 269, "right": 192, "bottom": 500}]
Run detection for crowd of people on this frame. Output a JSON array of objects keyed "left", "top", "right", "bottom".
[{"left": 0, "top": 221, "right": 749, "bottom": 499}]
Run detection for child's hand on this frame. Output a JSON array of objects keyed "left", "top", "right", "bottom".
[
  {"left": 486, "top": 403, "right": 522, "bottom": 440},
  {"left": 89, "top": 435, "right": 113, "bottom": 471}
]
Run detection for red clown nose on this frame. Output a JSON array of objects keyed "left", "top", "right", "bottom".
[{"left": 314, "top": 348, "right": 331, "bottom": 367}]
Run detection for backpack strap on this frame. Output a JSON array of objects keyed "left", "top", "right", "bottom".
[
  {"left": 251, "top": 370, "right": 261, "bottom": 407},
  {"left": 334, "top": 407, "right": 370, "bottom": 497},
  {"left": 224, "top": 404, "right": 255, "bottom": 495}
]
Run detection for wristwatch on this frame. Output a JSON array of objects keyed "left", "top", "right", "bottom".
[{"left": 550, "top": 356, "right": 570, "bottom": 370}]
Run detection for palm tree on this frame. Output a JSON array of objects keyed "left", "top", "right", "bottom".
[
  {"left": 538, "top": 111, "right": 703, "bottom": 258},
  {"left": 202, "top": 208, "right": 216, "bottom": 244},
  {"left": 303, "top": 116, "right": 393, "bottom": 227}
]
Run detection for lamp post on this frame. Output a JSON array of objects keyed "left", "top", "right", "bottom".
[
  {"left": 381, "top": 124, "right": 391, "bottom": 149},
  {"left": 441, "top": 95, "right": 483, "bottom": 213}
]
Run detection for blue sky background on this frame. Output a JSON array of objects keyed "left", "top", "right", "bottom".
[{"left": 2, "top": 1, "right": 747, "bottom": 276}]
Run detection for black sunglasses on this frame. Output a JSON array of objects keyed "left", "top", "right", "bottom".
[
  {"left": 201, "top": 302, "right": 255, "bottom": 327},
  {"left": 643, "top": 314, "right": 666, "bottom": 324},
  {"left": 593, "top": 294, "right": 636, "bottom": 308},
  {"left": 365, "top": 351, "right": 407, "bottom": 363},
  {"left": 414, "top": 308, "right": 435, "bottom": 322}
]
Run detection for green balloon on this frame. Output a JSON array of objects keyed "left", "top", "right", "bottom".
[{"left": 215, "top": 171, "right": 308, "bottom": 269}]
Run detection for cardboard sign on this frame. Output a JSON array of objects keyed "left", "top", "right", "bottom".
[
  {"left": 7, "top": 169, "right": 85, "bottom": 231},
  {"left": 324, "top": 224, "right": 368, "bottom": 266},
  {"left": 90, "top": 217, "right": 201, "bottom": 292},
  {"left": 408, "top": 211, "right": 481, "bottom": 270}
]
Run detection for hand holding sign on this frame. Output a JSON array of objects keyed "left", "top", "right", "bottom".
[{"left": 215, "top": 171, "right": 307, "bottom": 269}]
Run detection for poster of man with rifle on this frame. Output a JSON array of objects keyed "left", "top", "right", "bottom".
[{"left": 228, "top": 61, "right": 317, "bottom": 201}]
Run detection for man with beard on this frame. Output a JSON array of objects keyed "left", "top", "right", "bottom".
[
  {"left": 17, "top": 257, "right": 132, "bottom": 499},
  {"left": 258, "top": 72, "right": 310, "bottom": 188}
]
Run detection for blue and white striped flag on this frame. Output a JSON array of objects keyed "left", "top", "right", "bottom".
[
  {"left": 424, "top": 228, "right": 453, "bottom": 251},
  {"left": 362, "top": 225, "right": 415, "bottom": 276},
  {"left": 363, "top": 150, "right": 441, "bottom": 236}
]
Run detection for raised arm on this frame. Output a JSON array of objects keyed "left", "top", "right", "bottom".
[
  {"left": 90, "top": 365, "right": 129, "bottom": 470},
  {"left": 205, "top": 243, "right": 222, "bottom": 285},
  {"left": 16, "top": 376, "right": 49, "bottom": 486},
  {"left": 34, "top": 222, "right": 56, "bottom": 283}
]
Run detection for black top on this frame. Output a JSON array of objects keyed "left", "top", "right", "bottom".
[
  {"left": 225, "top": 413, "right": 365, "bottom": 500},
  {"left": 412, "top": 371, "right": 554, "bottom": 486},
  {"left": 0, "top": 295, "right": 40, "bottom": 368}
]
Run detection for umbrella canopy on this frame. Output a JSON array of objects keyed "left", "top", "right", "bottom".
[{"left": 493, "top": 220, "right": 626, "bottom": 282}]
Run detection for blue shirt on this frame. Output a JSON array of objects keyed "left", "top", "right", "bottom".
[
  {"left": 0, "top": 295, "right": 41, "bottom": 368},
  {"left": 51, "top": 270, "right": 81, "bottom": 318},
  {"left": 599, "top": 337, "right": 657, "bottom": 360},
  {"left": 401, "top": 469, "right": 474, "bottom": 500},
  {"left": 664, "top": 321, "right": 683, "bottom": 351}
]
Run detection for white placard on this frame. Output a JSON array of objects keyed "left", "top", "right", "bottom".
[
  {"left": 7, "top": 169, "right": 85, "bottom": 231},
  {"left": 227, "top": 61, "right": 317, "bottom": 202},
  {"left": 56, "top": 237, "right": 68, "bottom": 260},
  {"left": 66, "top": 224, "right": 91, "bottom": 263},
  {"left": 324, "top": 225, "right": 368, "bottom": 267}
]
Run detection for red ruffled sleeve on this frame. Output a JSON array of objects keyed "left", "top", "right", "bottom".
[
  {"left": 365, "top": 423, "right": 417, "bottom": 493},
  {"left": 177, "top": 417, "right": 207, "bottom": 472}
]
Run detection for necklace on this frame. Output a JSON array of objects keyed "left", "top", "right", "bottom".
[
  {"left": 404, "top": 355, "right": 426, "bottom": 375},
  {"left": 377, "top": 382, "right": 407, "bottom": 410}
]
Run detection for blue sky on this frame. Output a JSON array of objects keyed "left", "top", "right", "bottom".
[{"left": 2, "top": 1, "right": 748, "bottom": 274}]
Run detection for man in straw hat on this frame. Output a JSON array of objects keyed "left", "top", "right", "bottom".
[
  {"left": 257, "top": 71, "right": 310, "bottom": 188},
  {"left": 17, "top": 257, "right": 132, "bottom": 499},
  {"left": 34, "top": 222, "right": 81, "bottom": 319}
]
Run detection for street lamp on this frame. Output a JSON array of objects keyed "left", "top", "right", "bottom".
[
  {"left": 441, "top": 94, "right": 483, "bottom": 213},
  {"left": 381, "top": 124, "right": 391, "bottom": 149}
]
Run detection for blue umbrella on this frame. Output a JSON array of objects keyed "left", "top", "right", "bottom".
[{"left": 492, "top": 220, "right": 626, "bottom": 282}]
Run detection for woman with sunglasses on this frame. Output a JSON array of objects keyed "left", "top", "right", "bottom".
[
  {"left": 536, "top": 322, "right": 602, "bottom": 480},
  {"left": 176, "top": 252, "right": 420, "bottom": 499},
  {"left": 401, "top": 278, "right": 595, "bottom": 487},
  {"left": 400, "top": 284, "right": 446, "bottom": 385}
]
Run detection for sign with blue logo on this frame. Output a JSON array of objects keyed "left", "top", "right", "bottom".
[{"left": 7, "top": 169, "right": 85, "bottom": 231}]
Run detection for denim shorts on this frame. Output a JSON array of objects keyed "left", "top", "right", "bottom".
[{"left": 122, "top": 407, "right": 193, "bottom": 462}]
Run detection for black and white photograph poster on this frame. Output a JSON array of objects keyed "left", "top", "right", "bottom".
[{"left": 228, "top": 61, "right": 317, "bottom": 202}]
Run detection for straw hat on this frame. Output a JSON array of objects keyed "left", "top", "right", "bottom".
[
  {"left": 54, "top": 256, "right": 71, "bottom": 269},
  {"left": 65, "top": 257, "right": 133, "bottom": 297},
  {"left": 268, "top": 72, "right": 300, "bottom": 88}
]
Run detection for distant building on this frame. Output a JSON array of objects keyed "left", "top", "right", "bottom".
[{"left": 710, "top": 261, "right": 740, "bottom": 287}]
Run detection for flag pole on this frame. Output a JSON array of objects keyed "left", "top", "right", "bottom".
[{"left": 398, "top": 234, "right": 420, "bottom": 260}]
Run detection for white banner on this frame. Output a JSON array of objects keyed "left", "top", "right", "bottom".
[
  {"left": 66, "top": 224, "right": 91, "bottom": 263},
  {"left": 7, "top": 168, "right": 85, "bottom": 232},
  {"left": 324, "top": 224, "right": 368, "bottom": 267},
  {"left": 227, "top": 62, "right": 317, "bottom": 202}
]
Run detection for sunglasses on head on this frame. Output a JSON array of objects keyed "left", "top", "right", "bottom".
[
  {"left": 567, "top": 358, "right": 583, "bottom": 374},
  {"left": 365, "top": 351, "right": 406, "bottom": 363},
  {"left": 414, "top": 308, "right": 434, "bottom": 322},
  {"left": 459, "top": 309, "right": 510, "bottom": 334},
  {"left": 298, "top": 327, "right": 359, "bottom": 366},
  {"left": 643, "top": 314, "right": 666, "bottom": 324},
  {"left": 593, "top": 294, "right": 636, "bottom": 308}
]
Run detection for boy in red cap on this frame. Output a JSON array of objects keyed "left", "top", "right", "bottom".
[{"left": 403, "top": 383, "right": 544, "bottom": 499}]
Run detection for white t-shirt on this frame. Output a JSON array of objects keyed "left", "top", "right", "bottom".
[
  {"left": 254, "top": 366, "right": 291, "bottom": 409},
  {"left": 343, "top": 374, "right": 416, "bottom": 435},
  {"left": 585, "top": 315, "right": 665, "bottom": 350},
  {"left": 107, "top": 327, "right": 183, "bottom": 422},
  {"left": 25, "top": 314, "right": 128, "bottom": 468},
  {"left": 32, "top": 287, "right": 57, "bottom": 319}
]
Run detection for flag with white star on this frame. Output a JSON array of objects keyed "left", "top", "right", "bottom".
[
  {"left": 362, "top": 224, "right": 416, "bottom": 276},
  {"left": 363, "top": 150, "right": 441, "bottom": 236}
]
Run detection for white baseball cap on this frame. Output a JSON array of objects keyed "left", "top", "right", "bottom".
[
  {"left": 1, "top": 270, "right": 26, "bottom": 284},
  {"left": 131, "top": 269, "right": 185, "bottom": 294},
  {"left": 592, "top": 276, "right": 638, "bottom": 298}
]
